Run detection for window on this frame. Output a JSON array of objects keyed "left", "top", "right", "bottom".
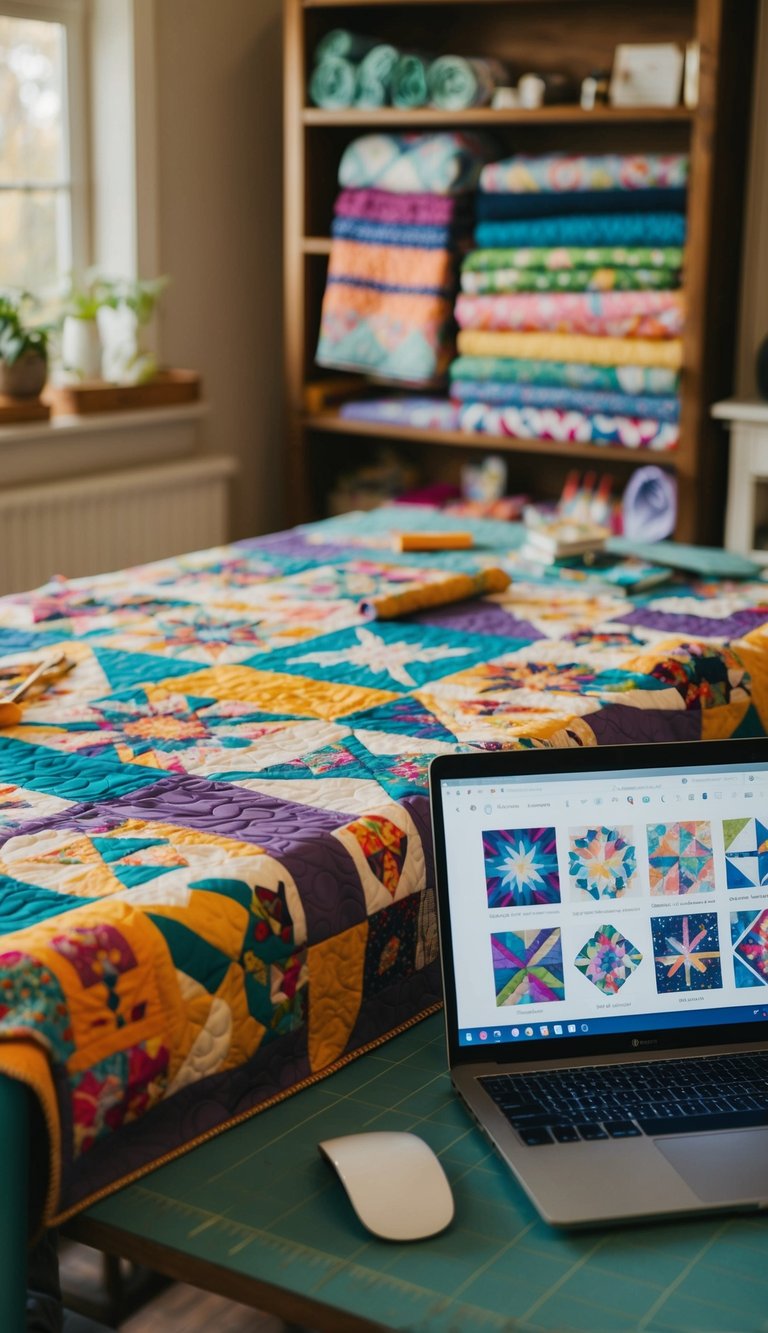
[{"left": 0, "top": 0, "right": 87, "bottom": 296}]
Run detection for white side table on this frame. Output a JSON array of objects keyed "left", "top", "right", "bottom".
[{"left": 712, "top": 399, "right": 768, "bottom": 562}]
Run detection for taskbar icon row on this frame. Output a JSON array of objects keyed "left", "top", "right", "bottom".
[{"left": 461, "top": 1021, "right": 591, "bottom": 1045}]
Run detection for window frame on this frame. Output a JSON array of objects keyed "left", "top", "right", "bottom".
[{"left": 0, "top": 0, "right": 90, "bottom": 288}]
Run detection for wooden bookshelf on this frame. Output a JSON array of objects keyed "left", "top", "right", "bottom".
[{"left": 284, "top": 0, "right": 758, "bottom": 542}]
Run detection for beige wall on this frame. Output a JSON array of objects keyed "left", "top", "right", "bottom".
[
  {"left": 153, "top": 0, "right": 284, "bottom": 540},
  {"left": 737, "top": 0, "right": 768, "bottom": 397}
]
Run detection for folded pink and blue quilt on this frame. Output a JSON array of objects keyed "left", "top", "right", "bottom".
[
  {"left": 455, "top": 290, "right": 685, "bottom": 339},
  {"left": 2, "top": 506, "right": 767, "bottom": 1227}
]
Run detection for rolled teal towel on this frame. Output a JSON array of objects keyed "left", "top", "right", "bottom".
[
  {"left": 355, "top": 43, "right": 398, "bottom": 107},
  {"left": 427, "top": 55, "right": 505, "bottom": 109},
  {"left": 309, "top": 55, "right": 356, "bottom": 109},
  {"left": 315, "top": 28, "right": 378, "bottom": 63},
  {"left": 390, "top": 53, "right": 429, "bottom": 108}
]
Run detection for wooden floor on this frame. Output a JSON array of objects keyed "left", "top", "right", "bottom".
[{"left": 61, "top": 1240, "right": 291, "bottom": 1331}]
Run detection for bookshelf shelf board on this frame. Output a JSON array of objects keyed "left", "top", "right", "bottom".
[
  {"left": 303, "top": 409, "right": 678, "bottom": 466},
  {"left": 302, "top": 105, "right": 695, "bottom": 128}
]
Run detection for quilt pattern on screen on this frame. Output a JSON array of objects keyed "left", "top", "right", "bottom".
[
  {"left": 568, "top": 825, "right": 638, "bottom": 901},
  {"left": 723, "top": 817, "right": 768, "bottom": 890},
  {"left": 490, "top": 928, "right": 565, "bottom": 1005},
  {"left": 574, "top": 923, "right": 642, "bottom": 994},
  {"left": 482, "top": 827, "right": 560, "bottom": 908},
  {"left": 651, "top": 912, "right": 722, "bottom": 992},
  {"left": 731, "top": 909, "right": 768, "bottom": 987},
  {"left": 647, "top": 821, "right": 715, "bottom": 896}
]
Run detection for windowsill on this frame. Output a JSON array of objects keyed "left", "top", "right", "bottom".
[
  {"left": 0, "top": 400, "right": 209, "bottom": 487},
  {"left": 0, "top": 400, "right": 207, "bottom": 443}
]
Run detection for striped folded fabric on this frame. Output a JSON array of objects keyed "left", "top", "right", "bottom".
[
  {"left": 456, "top": 330, "right": 684, "bottom": 369},
  {"left": 460, "top": 265, "right": 681, "bottom": 294},
  {"left": 479, "top": 152, "right": 689, "bottom": 194},
  {"left": 455, "top": 290, "right": 685, "bottom": 340},
  {"left": 463, "top": 245, "right": 685, "bottom": 272},
  {"left": 448, "top": 355, "right": 680, "bottom": 395},
  {"left": 474, "top": 214, "right": 687, "bottom": 249},
  {"left": 458, "top": 400, "right": 680, "bottom": 450},
  {"left": 449, "top": 379, "right": 680, "bottom": 422},
  {"left": 474, "top": 187, "right": 687, "bottom": 221}
]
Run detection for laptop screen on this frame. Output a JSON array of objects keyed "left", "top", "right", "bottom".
[{"left": 432, "top": 747, "right": 768, "bottom": 1054}]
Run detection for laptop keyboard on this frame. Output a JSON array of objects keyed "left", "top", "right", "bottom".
[{"left": 480, "top": 1051, "right": 768, "bottom": 1145}]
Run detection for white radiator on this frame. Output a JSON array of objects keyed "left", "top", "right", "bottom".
[{"left": 0, "top": 455, "right": 238, "bottom": 595}]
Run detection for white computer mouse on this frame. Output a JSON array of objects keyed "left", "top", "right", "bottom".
[{"left": 318, "top": 1130, "right": 455, "bottom": 1242}]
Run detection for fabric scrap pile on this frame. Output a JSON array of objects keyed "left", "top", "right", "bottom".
[
  {"left": 309, "top": 28, "right": 507, "bottom": 110},
  {"left": 450, "top": 152, "right": 688, "bottom": 451},
  {"left": 316, "top": 132, "right": 493, "bottom": 384}
]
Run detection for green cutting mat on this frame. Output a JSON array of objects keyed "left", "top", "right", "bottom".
[{"left": 70, "top": 1015, "right": 768, "bottom": 1332}]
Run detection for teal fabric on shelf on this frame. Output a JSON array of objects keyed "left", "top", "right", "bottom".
[
  {"left": 314, "top": 28, "right": 378, "bottom": 63},
  {"left": 448, "top": 355, "right": 680, "bottom": 396},
  {"left": 390, "top": 53, "right": 430, "bottom": 107},
  {"left": 309, "top": 55, "right": 356, "bottom": 110},
  {"left": 475, "top": 213, "right": 688, "bottom": 249},
  {"left": 426, "top": 54, "right": 504, "bottom": 109},
  {"left": 355, "top": 42, "right": 399, "bottom": 106}
]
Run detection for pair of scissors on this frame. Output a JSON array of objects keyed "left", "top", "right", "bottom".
[{"left": 0, "top": 653, "right": 69, "bottom": 727}]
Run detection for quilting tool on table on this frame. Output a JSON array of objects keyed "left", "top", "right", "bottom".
[
  {"left": 393, "top": 531, "right": 474, "bottom": 551},
  {"left": 359, "top": 566, "right": 510, "bottom": 620},
  {"left": 0, "top": 653, "right": 71, "bottom": 727}
]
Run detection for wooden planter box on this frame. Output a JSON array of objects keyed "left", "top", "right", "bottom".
[{"left": 45, "top": 370, "right": 201, "bottom": 416}]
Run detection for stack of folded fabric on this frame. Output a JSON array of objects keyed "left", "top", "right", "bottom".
[
  {"left": 449, "top": 151, "right": 687, "bottom": 451},
  {"left": 316, "top": 132, "right": 493, "bottom": 386}
]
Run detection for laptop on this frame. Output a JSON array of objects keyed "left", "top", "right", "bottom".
[{"left": 429, "top": 737, "right": 768, "bottom": 1227}]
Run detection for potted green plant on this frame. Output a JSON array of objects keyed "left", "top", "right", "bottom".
[
  {"left": 59, "top": 272, "right": 111, "bottom": 380},
  {"left": 98, "top": 275, "right": 169, "bottom": 385},
  {"left": 0, "top": 294, "right": 49, "bottom": 398}
]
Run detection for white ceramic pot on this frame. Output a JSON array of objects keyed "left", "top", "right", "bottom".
[{"left": 61, "top": 315, "right": 102, "bottom": 381}]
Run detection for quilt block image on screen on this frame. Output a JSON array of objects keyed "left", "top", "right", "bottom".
[
  {"left": 574, "top": 923, "right": 642, "bottom": 994},
  {"left": 723, "top": 818, "right": 768, "bottom": 890},
  {"left": 647, "top": 821, "right": 715, "bottom": 896},
  {"left": 652, "top": 912, "right": 722, "bottom": 992},
  {"left": 482, "top": 826, "right": 560, "bottom": 909},
  {"left": 730, "top": 909, "right": 768, "bottom": 987},
  {"left": 491, "top": 928, "right": 564, "bottom": 1006},
  {"left": 568, "top": 826, "right": 638, "bottom": 901}
]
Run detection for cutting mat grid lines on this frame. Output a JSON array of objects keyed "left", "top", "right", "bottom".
[{"left": 69, "top": 1016, "right": 768, "bottom": 1333}]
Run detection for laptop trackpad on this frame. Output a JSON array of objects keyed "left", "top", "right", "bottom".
[{"left": 656, "top": 1129, "right": 768, "bottom": 1203}]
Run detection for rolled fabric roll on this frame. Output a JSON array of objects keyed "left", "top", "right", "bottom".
[
  {"left": 315, "top": 28, "right": 378, "bottom": 62},
  {"left": 309, "top": 55, "right": 356, "bottom": 109},
  {"left": 427, "top": 55, "right": 507, "bottom": 109},
  {"left": 355, "top": 43, "right": 399, "bottom": 106},
  {"left": 359, "top": 566, "right": 510, "bottom": 619},
  {"left": 390, "top": 53, "right": 430, "bottom": 107}
]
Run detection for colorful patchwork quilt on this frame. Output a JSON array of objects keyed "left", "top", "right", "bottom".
[{"left": 1, "top": 505, "right": 768, "bottom": 1227}]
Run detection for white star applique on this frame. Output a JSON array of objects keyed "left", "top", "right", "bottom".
[{"left": 288, "top": 627, "right": 467, "bottom": 688}]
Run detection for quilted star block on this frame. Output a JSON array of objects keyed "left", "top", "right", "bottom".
[
  {"left": 483, "top": 826, "right": 561, "bottom": 908},
  {"left": 575, "top": 924, "right": 642, "bottom": 994},
  {"left": 731, "top": 909, "right": 768, "bottom": 987},
  {"left": 651, "top": 912, "right": 722, "bottom": 992},
  {"left": 491, "top": 928, "right": 565, "bottom": 1006},
  {"left": 647, "top": 821, "right": 715, "bottom": 896},
  {"left": 568, "top": 825, "right": 638, "bottom": 901},
  {"left": 723, "top": 818, "right": 768, "bottom": 889}
]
